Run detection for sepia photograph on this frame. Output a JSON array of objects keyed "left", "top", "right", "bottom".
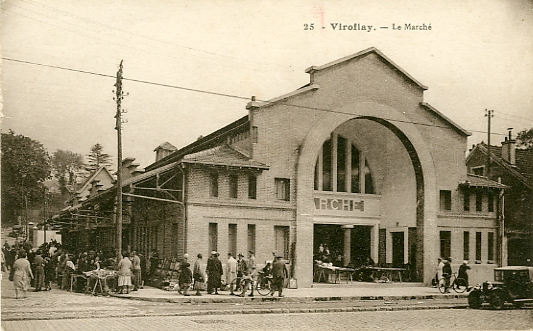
[{"left": 1, "top": 0, "right": 532, "bottom": 330}]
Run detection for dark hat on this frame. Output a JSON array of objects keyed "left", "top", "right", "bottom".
[{"left": 238, "top": 253, "right": 244, "bottom": 257}]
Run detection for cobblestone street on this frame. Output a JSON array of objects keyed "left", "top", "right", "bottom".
[{"left": 3, "top": 309, "right": 533, "bottom": 331}]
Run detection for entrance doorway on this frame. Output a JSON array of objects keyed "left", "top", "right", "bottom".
[
  {"left": 313, "top": 224, "right": 372, "bottom": 268},
  {"left": 391, "top": 232, "right": 404, "bottom": 267}
]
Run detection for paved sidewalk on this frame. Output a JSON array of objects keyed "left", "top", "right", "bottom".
[{"left": 111, "top": 282, "right": 469, "bottom": 304}]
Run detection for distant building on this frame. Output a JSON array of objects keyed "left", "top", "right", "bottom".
[
  {"left": 56, "top": 47, "right": 506, "bottom": 286},
  {"left": 466, "top": 134, "right": 533, "bottom": 266}
]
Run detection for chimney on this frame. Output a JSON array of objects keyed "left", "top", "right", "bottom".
[{"left": 501, "top": 128, "right": 516, "bottom": 165}]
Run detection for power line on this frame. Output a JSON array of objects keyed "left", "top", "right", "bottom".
[
  {"left": 2, "top": 0, "right": 294, "bottom": 70},
  {"left": 1, "top": 56, "right": 516, "bottom": 136}
]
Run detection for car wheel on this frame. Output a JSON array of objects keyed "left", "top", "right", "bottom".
[
  {"left": 468, "top": 290, "right": 483, "bottom": 309},
  {"left": 490, "top": 291, "right": 505, "bottom": 310}
]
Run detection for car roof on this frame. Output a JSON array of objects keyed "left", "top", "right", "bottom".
[{"left": 495, "top": 266, "right": 533, "bottom": 280}]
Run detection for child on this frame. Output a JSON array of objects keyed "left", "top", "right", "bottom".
[{"left": 179, "top": 262, "right": 192, "bottom": 296}]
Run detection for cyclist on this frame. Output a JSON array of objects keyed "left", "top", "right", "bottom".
[{"left": 457, "top": 260, "right": 470, "bottom": 287}]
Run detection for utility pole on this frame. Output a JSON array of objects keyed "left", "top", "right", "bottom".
[
  {"left": 43, "top": 187, "right": 48, "bottom": 245},
  {"left": 485, "top": 109, "right": 494, "bottom": 178},
  {"left": 114, "top": 60, "right": 126, "bottom": 259}
]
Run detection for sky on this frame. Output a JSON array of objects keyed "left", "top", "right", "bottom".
[{"left": 1, "top": 0, "right": 532, "bottom": 170}]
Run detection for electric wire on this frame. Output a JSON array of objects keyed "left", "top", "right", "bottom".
[{"left": 1, "top": 56, "right": 521, "bottom": 137}]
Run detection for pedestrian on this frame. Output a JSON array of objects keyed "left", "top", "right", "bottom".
[
  {"left": 179, "top": 262, "right": 192, "bottom": 296},
  {"left": 458, "top": 260, "right": 471, "bottom": 287},
  {"left": 192, "top": 253, "right": 205, "bottom": 296},
  {"left": 117, "top": 252, "right": 133, "bottom": 294},
  {"left": 1, "top": 249, "right": 7, "bottom": 273},
  {"left": 442, "top": 258, "right": 452, "bottom": 293},
  {"left": 434, "top": 257, "right": 444, "bottom": 287},
  {"left": 130, "top": 251, "right": 141, "bottom": 291},
  {"left": 206, "top": 251, "right": 222, "bottom": 294},
  {"left": 239, "top": 251, "right": 256, "bottom": 297},
  {"left": 62, "top": 254, "right": 76, "bottom": 290},
  {"left": 235, "top": 253, "right": 245, "bottom": 294},
  {"left": 226, "top": 253, "right": 237, "bottom": 295},
  {"left": 12, "top": 251, "right": 33, "bottom": 299},
  {"left": 32, "top": 251, "right": 45, "bottom": 292},
  {"left": 271, "top": 255, "right": 288, "bottom": 297}
]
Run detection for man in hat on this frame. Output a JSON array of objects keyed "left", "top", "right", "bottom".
[
  {"left": 271, "top": 254, "right": 288, "bottom": 297},
  {"left": 234, "top": 253, "right": 246, "bottom": 294},
  {"left": 240, "top": 251, "right": 256, "bottom": 297},
  {"left": 206, "top": 251, "right": 222, "bottom": 294},
  {"left": 130, "top": 251, "right": 141, "bottom": 291}
]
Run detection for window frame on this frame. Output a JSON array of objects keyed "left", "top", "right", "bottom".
[
  {"left": 275, "top": 178, "right": 290, "bottom": 201},
  {"left": 229, "top": 174, "right": 238, "bottom": 199},
  {"left": 248, "top": 175, "right": 257, "bottom": 199},
  {"left": 209, "top": 172, "right": 219, "bottom": 198},
  {"left": 440, "top": 190, "right": 452, "bottom": 211}
]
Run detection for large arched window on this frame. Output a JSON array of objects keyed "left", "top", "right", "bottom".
[{"left": 314, "top": 134, "right": 374, "bottom": 194}]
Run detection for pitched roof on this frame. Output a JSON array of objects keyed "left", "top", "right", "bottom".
[
  {"left": 462, "top": 174, "right": 508, "bottom": 189},
  {"left": 420, "top": 103, "right": 471, "bottom": 137},
  {"left": 467, "top": 143, "right": 533, "bottom": 190},
  {"left": 305, "top": 47, "right": 428, "bottom": 90},
  {"left": 154, "top": 141, "right": 177, "bottom": 152},
  {"left": 182, "top": 144, "right": 269, "bottom": 170}
]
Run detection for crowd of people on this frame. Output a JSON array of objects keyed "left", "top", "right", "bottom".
[
  {"left": 2, "top": 239, "right": 151, "bottom": 298},
  {"left": 2, "top": 240, "right": 289, "bottom": 299}
]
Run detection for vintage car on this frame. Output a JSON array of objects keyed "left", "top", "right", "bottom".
[{"left": 468, "top": 266, "right": 533, "bottom": 309}]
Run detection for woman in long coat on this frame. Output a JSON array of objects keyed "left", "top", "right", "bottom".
[
  {"left": 192, "top": 254, "right": 205, "bottom": 296},
  {"left": 117, "top": 252, "right": 132, "bottom": 294},
  {"left": 12, "top": 251, "right": 33, "bottom": 299}
]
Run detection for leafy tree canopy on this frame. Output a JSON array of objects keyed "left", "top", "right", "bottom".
[
  {"left": 51, "top": 149, "right": 85, "bottom": 189},
  {"left": 516, "top": 128, "right": 533, "bottom": 149},
  {"left": 86, "top": 143, "right": 113, "bottom": 173},
  {"left": 1, "top": 130, "right": 52, "bottom": 222}
]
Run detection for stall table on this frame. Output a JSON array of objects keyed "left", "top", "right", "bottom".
[
  {"left": 359, "top": 267, "right": 406, "bottom": 283},
  {"left": 316, "top": 265, "right": 355, "bottom": 284}
]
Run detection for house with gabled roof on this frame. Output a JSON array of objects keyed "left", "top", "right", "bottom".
[
  {"left": 466, "top": 133, "right": 533, "bottom": 266},
  {"left": 56, "top": 47, "right": 508, "bottom": 286}
]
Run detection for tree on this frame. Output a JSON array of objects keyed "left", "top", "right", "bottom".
[
  {"left": 516, "top": 128, "right": 533, "bottom": 149},
  {"left": 1, "top": 130, "right": 52, "bottom": 224},
  {"left": 51, "top": 149, "right": 86, "bottom": 190},
  {"left": 86, "top": 143, "right": 112, "bottom": 173}
]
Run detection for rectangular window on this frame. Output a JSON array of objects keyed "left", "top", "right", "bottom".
[
  {"left": 351, "top": 145, "right": 360, "bottom": 193},
  {"left": 209, "top": 223, "right": 218, "bottom": 253},
  {"left": 488, "top": 232, "right": 494, "bottom": 261},
  {"left": 322, "top": 139, "right": 332, "bottom": 191},
  {"left": 488, "top": 192, "right": 494, "bottom": 212},
  {"left": 248, "top": 175, "right": 257, "bottom": 199},
  {"left": 252, "top": 126, "right": 258, "bottom": 143},
  {"left": 471, "top": 166, "right": 485, "bottom": 176},
  {"left": 336, "top": 135, "right": 347, "bottom": 192},
  {"left": 275, "top": 178, "right": 290, "bottom": 201},
  {"left": 476, "top": 191, "right": 483, "bottom": 212},
  {"left": 274, "top": 226, "right": 290, "bottom": 260},
  {"left": 228, "top": 224, "right": 237, "bottom": 258},
  {"left": 440, "top": 231, "right": 451, "bottom": 259},
  {"left": 463, "top": 231, "right": 470, "bottom": 261},
  {"left": 209, "top": 173, "right": 219, "bottom": 197},
  {"left": 229, "top": 174, "right": 238, "bottom": 198},
  {"left": 440, "top": 190, "right": 452, "bottom": 211},
  {"left": 247, "top": 224, "right": 256, "bottom": 254},
  {"left": 463, "top": 192, "right": 470, "bottom": 211},
  {"left": 476, "top": 232, "right": 482, "bottom": 261}
]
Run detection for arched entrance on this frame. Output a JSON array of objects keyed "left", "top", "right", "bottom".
[{"left": 294, "top": 102, "right": 438, "bottom": 287}]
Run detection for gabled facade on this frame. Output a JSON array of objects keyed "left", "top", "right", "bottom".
[
  {"left": 466, "top": 137, "right": 533, "bottom": 266},
  {"left": 58, "top": 47, "right": 506, "bottom": 286}
]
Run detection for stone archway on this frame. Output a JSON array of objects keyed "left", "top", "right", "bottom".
[{"left": 294, "top": 101, "right": 438, "bottom": 287}]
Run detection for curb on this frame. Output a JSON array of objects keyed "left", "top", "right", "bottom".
[
  {"left": 1, "top": 304, "right": 470, "bottom": 321},
  {"left": 109, "top": 293, "right": 468, "bottom": 304}
]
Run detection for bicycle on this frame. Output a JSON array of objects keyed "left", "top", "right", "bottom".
[
  {"left": 230, "top": 271, "right": 273, "bottom": 296},
  {"left": 438, "top": 272, "right": 467, "bottom": 293}
]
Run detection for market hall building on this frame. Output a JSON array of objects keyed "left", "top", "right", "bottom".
[{"left": 57, "top": 47, "right": 506, "bottom": 287}]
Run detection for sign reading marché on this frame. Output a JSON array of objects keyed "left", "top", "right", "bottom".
[{"left": 314, "top": 197, "right": 364, "bottom": 212}]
